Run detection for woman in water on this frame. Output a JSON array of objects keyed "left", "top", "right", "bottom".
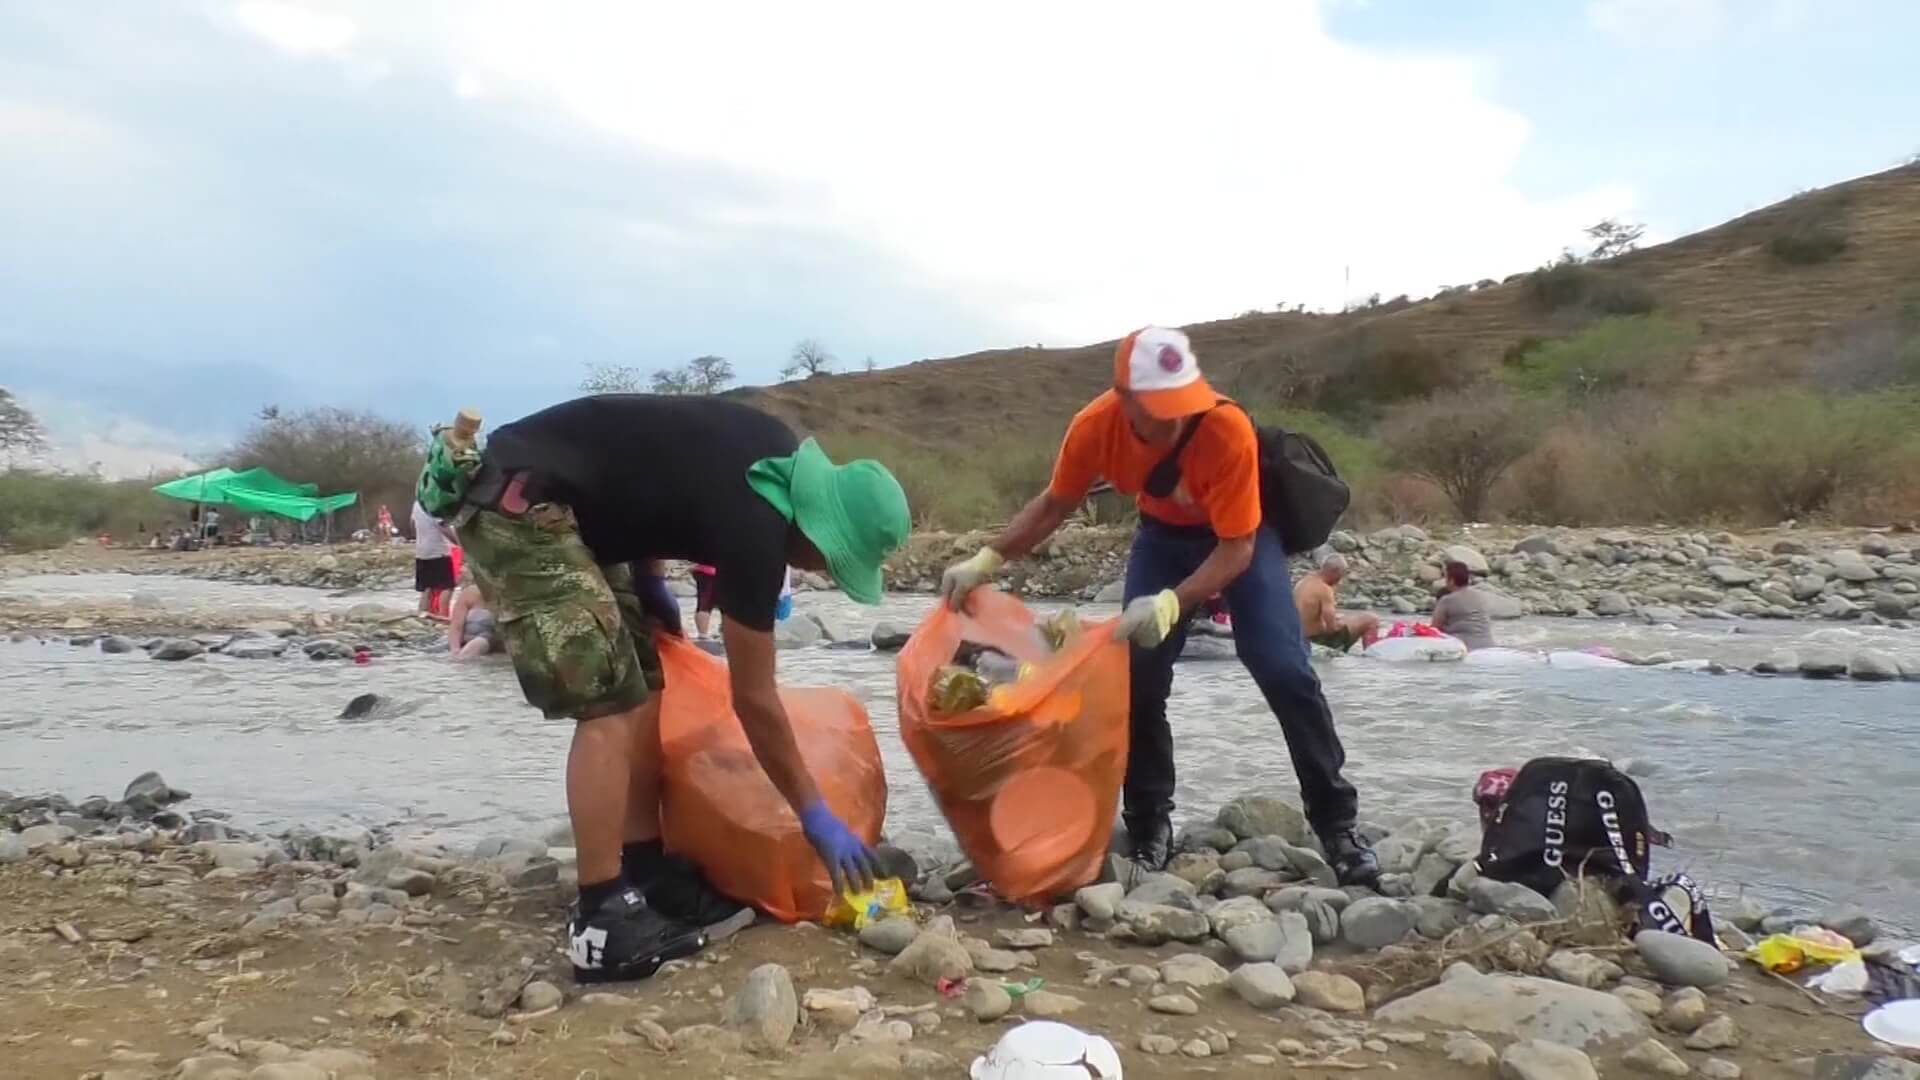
[
  {"left": 1431, "top": 559, "right": 1496, "bottom": 650},
  {"left": 446, "top": 569, "right": 500, "bottom": 661}
]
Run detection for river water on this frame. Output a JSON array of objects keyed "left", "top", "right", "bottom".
[{"left": 3, "top": 573, "right": 1917, "bottom": 935}]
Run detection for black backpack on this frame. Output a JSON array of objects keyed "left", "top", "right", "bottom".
[
  {"left": 1474, "top": 757, "right": 1669, "bottom": 899},
  {"left": 1144, "top": 401, "right": 1351, "bottom": 554},
  {"left": 1476, "top": 757, "right": 1713, "bottom": 943}
]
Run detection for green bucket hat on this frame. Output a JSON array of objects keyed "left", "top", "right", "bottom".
[{"left": 745, "top": 438, "right": 910, "bottom": 605}]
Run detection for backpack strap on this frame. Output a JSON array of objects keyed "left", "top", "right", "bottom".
[{"left": 1143, "top": 398, "right": 1231, "bottom": 499}]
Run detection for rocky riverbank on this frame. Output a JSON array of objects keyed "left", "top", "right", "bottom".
[
  {"left": 4, "top": 773, "right": 1915, "bottom": 1079},
  {"left": 14, "top": 521, "right": 1918, "bottom": 625}
]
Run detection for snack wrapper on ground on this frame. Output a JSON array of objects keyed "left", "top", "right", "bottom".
[
  {"left": 898, "top": 589, "right": 1128, "bottom": 905},
  {"left": 656, "top": 635, "right": 887, "bottom": 923},
  {"left": 1748, "top": 930, "right": 1862, "bottom": 974},
  {"left": 823, "top": 877, "right": 911, "bottom": 931}
]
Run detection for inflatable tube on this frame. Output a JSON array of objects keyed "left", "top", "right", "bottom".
[
  {"left": 1545, "top": 650, "right": 1632, "bottom": 670},
  {"left": 1462, "top": 647, "right": 1546, "bottom": 667},
  {"left": 1361, "top": 634, "right": 1467, "bottom": 663}
]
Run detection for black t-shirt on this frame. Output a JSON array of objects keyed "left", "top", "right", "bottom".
[{"left": 484, "top": 395, "right": 798, "bottom": 631}]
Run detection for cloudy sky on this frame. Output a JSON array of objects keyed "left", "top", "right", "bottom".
[{"left": 2, "top": 0, "right": 1914, "bottom": 476}]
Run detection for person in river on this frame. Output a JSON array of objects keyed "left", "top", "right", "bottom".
[
  {"left": 1293, "top": 553, "right": 1379, "bottom": 654},
  {"left": 412, "top": 500, "right": 456, "bottom": 616},
  {"left": 1432, "top": 559, "right": 1496, "bottom": 650},
  {"left": 938, "top": 326, "right": 1380, "bottom": 885},
  {"left": 416, "top": 394, "right": 911, "bottom": 984},
  {"left": 445, "top": 568, "right": 499, "bottom": 661}
]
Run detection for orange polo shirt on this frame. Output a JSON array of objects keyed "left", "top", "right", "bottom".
[{"left": 1046, "top": 391, "right": 1262, "bottom": 539}]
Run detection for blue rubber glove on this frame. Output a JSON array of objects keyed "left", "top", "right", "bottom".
[
  {"left": 635, "top": 573, "right": 684, "bottom": 638},
  {"left": 799, "top": 800, "right": 880, "bottom": 895}
]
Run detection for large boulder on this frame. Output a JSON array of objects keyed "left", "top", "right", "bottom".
[
  {"left": 869, "top": 622, "right": 911, "bottom": 652},
  {"left": 1500, "top": 1039, "right": 1598, "bottom": 1080},
  {"left": 1216, "top": 795, "right": 1310, "bottom": 845},
  {"left": 1443, "top": 545, "right": 1491, "bottom": 575},
  {"left": 1849, "top": 650, "right": 1902, "bottom": 682},
  {"left": 1469, "top": 878, "right": 1559, "bottom": 922},
  {"left": 150, "top": 638, "right": 205, "bottom": 661},
  {"left": 1633, "top": 931, "right": 1730, "bottom": 988},
  {"left": 772, "top": 615, "right": 823, "bottom": 650},
  {"left": 1826, "top": 551, "right": 1880, "bottom": 583},
  {"left": 1374, "top": 970, "right": 1649, "bottom": 1050}
]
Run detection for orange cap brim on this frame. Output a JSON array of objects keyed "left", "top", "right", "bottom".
[{"left": 1134, "top": 377, "right": 1218, "bottom": 420}]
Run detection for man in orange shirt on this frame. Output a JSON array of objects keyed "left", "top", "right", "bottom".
[{"left": 940, "top": 327, "right": 1377, "bottom": 884}]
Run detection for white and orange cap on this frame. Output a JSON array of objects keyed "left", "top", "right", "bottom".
[{"left": 1113, "top": 325, "right": 1215, "bottom": 420}]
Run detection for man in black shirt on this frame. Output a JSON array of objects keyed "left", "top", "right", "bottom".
[{"left": 445, "top": 395, "right": 911, "bottom": 983}]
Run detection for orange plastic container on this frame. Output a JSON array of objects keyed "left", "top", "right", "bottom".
[
  {"left": 655, "top": 635, "right": 887, "bottom": 923},
  {"left": 896, "top": 590, "right": 1129, "bottom": 905}
]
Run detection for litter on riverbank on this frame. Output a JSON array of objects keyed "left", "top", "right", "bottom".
[{"left": 3, "top": 773, "right": 1914, "bottom": 1079}]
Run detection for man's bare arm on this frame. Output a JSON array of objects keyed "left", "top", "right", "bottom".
[
  {"left": 987, "top": 492, "right": 1078, "bottom": 561},
  {"left": 1172, "top": 534, "right": 1256, "bottom": 613},
  {"left": 721, "top": 618, "right": 824, "bottom": 813}
]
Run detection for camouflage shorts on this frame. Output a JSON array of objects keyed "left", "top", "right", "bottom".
[{"left": 457, "top": 504, "right": 664, "bottom": 721}]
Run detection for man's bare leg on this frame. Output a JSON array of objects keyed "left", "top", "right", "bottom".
[
  {"left": 694, "top": 610, "right": 712, "bottom": 638},
  {"left": 1344, "top": 611, "right": 1381, "bottom": 640},
  {"left": 624, "top": 696, "right": 665, "bottom": 845},
  {"left": 568, "top": 706, "right": 639, "bottom": 888}
]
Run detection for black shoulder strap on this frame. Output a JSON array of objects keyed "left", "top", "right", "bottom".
[{"left": 1144, "top": 398, "right": 1231, "bottom": 498}]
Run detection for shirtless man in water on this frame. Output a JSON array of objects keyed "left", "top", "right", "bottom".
[{"left": 1293, "top": 553, "right": 1379, "bottom": 654}]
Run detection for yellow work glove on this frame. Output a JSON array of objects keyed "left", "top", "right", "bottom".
[
  {"left": 939, "top": 546, "right": 1004, "bottom": 611},
  {"left": 1114, "top": 589, "right": 1182, "bottom": 647}
]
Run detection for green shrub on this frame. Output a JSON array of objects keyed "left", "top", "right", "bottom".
[
  {"left": 814, "top": 430, "right": 1055, "bottom": 530},
  {"left": 1379, "top": 388, "right": 1547, "bottom": 522},
  {"left": 1626, "top": 389, "right": 1920, "bottom": 521},
  {"left": 1768, "top": 222, "right": 1848, "bottom": 265},
  {"left": 1503, "top": 315, "right": 1698, "bottom": 400},
  {"left": 1527, "top": 256, "right": 1658, "bottom": 315},
  {"left": 1273, "top": 328, "right": 1470, "bottom": 422},
  {"left": 0, "top": 470, "right": 181, "bottom": 551},
  {"left": 1767, "top": 191, "right": 1851, "bottom": 266},
  {"left": 1501, "top": 336, "right": 1547, "bottom": 368},
  {"left": 1528, "top": 257, "right": 1596, "bottom": 311},
  {"left": 1587, "top": 276, "right": 1658, "bottom": 316}
]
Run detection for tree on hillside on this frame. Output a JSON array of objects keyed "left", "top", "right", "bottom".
[
  {"left": 581, "top": 363, "right": 646, "bottom": 394},
  {"left": 228, "top": 407, "right": 423, "bottom": 524},
  {"left": 585, "top": 355, "right": 735, "bottom": 395},
  {"left": 782, "top": 339, "right": 834, "bottom": 380},
  {"left": 0, "top": 387, "right": 47, "bottom": 461},
  {"left": 1381, "top": 388, "right": 1544, "bottom": 522},
  {"left": 1584, "top": 218, "right": 1645, "bottom": 261},
  {"left": 683, "top": 354, "right": 736, "bottom": 393}
]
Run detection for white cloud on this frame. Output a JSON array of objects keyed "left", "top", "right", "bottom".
[
  {"left": 14, "top": 394, "right": 208, "bottom": 480},
  {"left": 1588, "top": 0, "right": 1726, "bottom": 45},
  {"left": 388, "top": 0, "right": 1631, "bottom": 340},
  {"left": 233, "top": 1, "right": 357, "bottom": 56}
]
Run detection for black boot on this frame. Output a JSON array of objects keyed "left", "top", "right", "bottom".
[
  {"left": 1124, "top": 814, "right": 1174, "bottom": 871},
  {"left": 567, "top": 886, "right": 707, "bottom": 984},
  {"left": 1319, "top": 828, "right": 1381, "bottom": 888},
  {"left": 638, "top": 855, "right": 757, "bottom": 943}
]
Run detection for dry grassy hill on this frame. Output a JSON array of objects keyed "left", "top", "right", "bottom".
[{"left": 742, "top": 162, "right": 1920, "bottom": 452}]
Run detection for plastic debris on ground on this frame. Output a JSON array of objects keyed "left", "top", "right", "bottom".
[
  {"left": 970, "top": 1020, "right": 1123, "bottom": 1079},
  {"left": 822, "top": 877, "right": 910, "bottom": 931}
]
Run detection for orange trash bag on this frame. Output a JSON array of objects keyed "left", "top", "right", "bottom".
[
  {"left": 655, "top": 635, "right": 887, "bottom": 923},
  {"left": 896, "top": 589, "right": 1130, "bottom": 905}
]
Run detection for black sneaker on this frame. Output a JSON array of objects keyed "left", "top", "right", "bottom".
[
  {"left": 1320, "top": 829, "right": 1382, "bottom": 888},
  {"left": 640, "top": 855, "right": 757, "bottom": 943},
  {"left": 1124, "top": 815, "right": 1174, "bottom": 871},
  {"left": 567, "top": 886, "right": 707, "bottom": 984}
]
